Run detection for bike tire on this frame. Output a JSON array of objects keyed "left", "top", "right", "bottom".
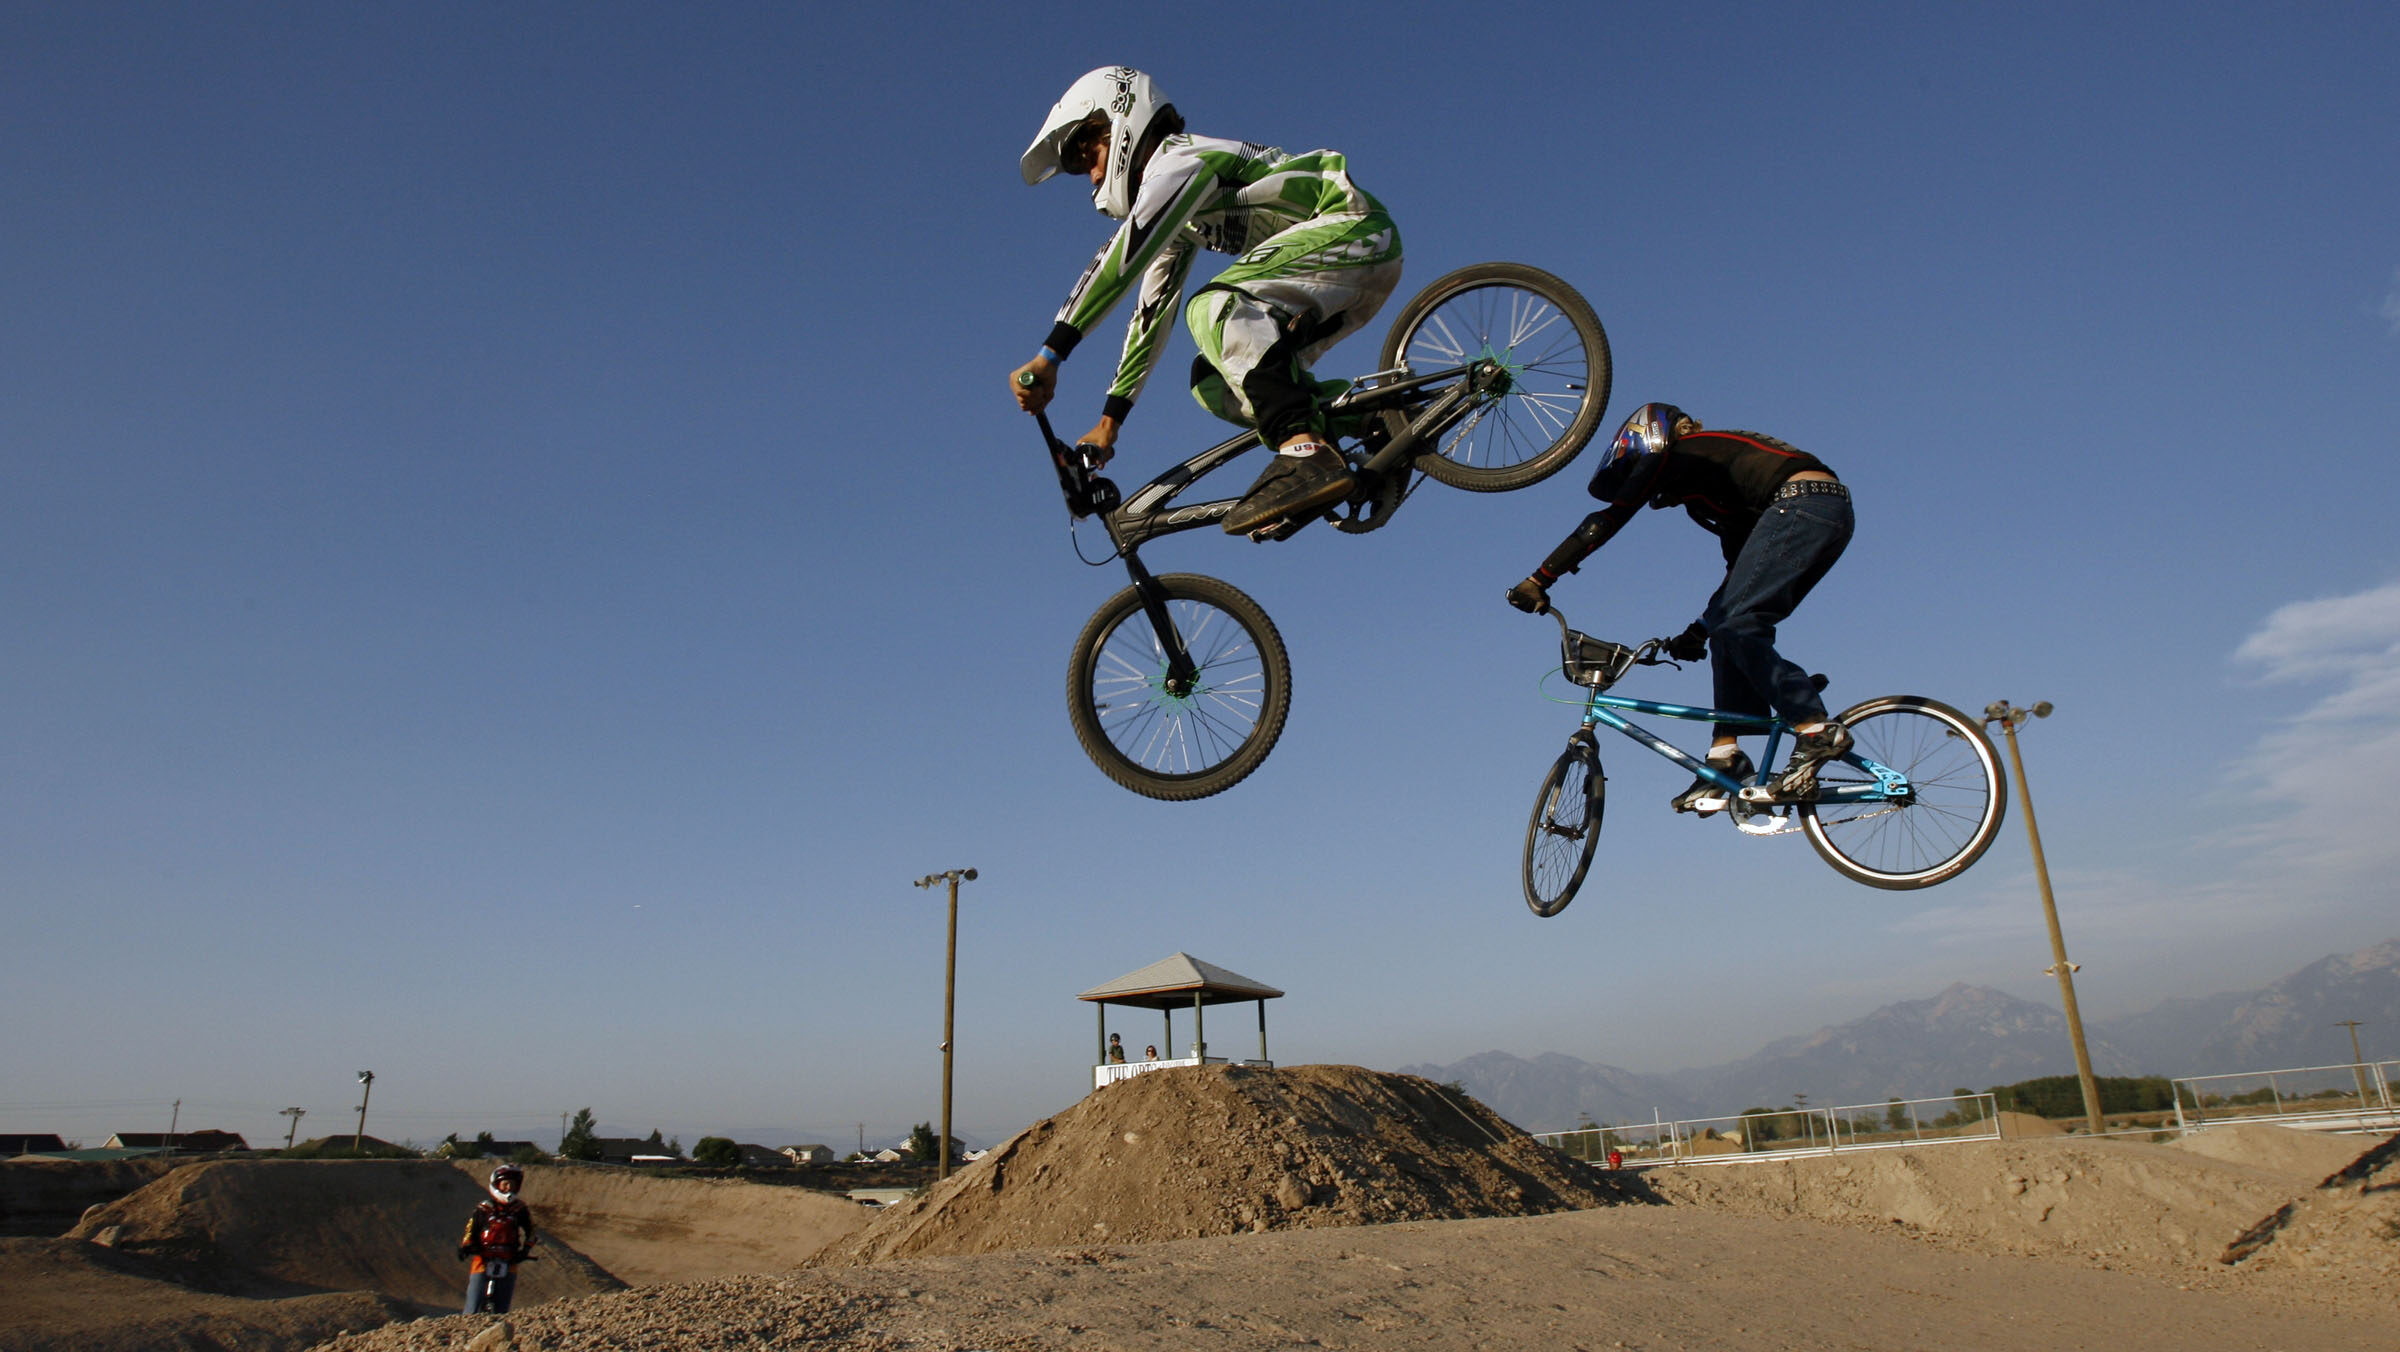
[
  {"left": 1523, "top": 738, "right": 1604, "bottom": 917},
  {"left": 1066, "top": 573, "right": 1292, "bottom": 802},
  {"left": 1377, "top": 262, "right": 1612, "bottom": 493},
  {"left": 1800, "top": 696, "right": 2007, "bottom": 889}
]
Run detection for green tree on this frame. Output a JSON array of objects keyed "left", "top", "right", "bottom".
[
  {"left": 693, "top": 1136, "right": 741, "bottom": 1167},
  {"left": 907, "top": 1121, "right": 940, "bottom": 1161},
  {"left": 475, "top": 1130, "right": 495, "bottom": 1149},
  {"left": 1737, "top": 1107, "right": 1781, "bottom": 1145},
  {"left": 560, "top": 1108, "right": 601, "bottom": 1161},
  {"left": 1884, "top": 1098, "right": 1909, "bottom": 1133},
  {"left": 510, "top": 1144, "right": 549, "bottom": 1165}
]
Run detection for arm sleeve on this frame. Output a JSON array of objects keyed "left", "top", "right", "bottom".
[
  {"left": 1101, "top": 237, "right": 1197, "bottom": 419},
  {"left": 1042, "top": 152, "right": 1216, "bottom": 414}
]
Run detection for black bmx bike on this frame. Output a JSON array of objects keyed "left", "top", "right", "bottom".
[{"left": 1031, "top": 262, "right": 1610, "bottom": 800}]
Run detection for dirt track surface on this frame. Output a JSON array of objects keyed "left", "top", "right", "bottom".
[
  {"left": 8, "top": 1070, "right": 2395, "bottom": 1352},
  {"left": 310, "top": 1204, "right": 2394, "bottom": 1352},
  {"left": 0, "top": 1236, "right": 409, "bottom": 1352}
]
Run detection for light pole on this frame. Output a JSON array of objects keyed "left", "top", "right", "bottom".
[
  {"left": 280, "top": 1107, "right": 307, "bottom": 1150},
  {"left": 912, "top": 867, "right": 978, "bottom": 1180},
  {"left": 1985, "top": 701, "right": 2106, "bottom": 1137},
  {"left": 2335, "top": 1021, "right": 2370, "bottom": 1108},
  {"left": 353, "top": 1071, "right": 375, "bottom": 1153}
]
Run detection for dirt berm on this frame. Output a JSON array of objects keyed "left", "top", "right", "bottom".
[
  {"left": 63, "top": 1160, "right": 625, "bottom": 1310},
  {"left": 2, "top": 1157, "right": 871, "bottom": 1352},
  {"left": 0, "top": 1156, "right": 179, "bottom": 1237},
  {"left": 820, "top": 1063, "right": 1642, "bottom": 1264}
]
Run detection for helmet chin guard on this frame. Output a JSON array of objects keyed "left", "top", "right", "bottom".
[{"left": 1020, "top": 66, "right": 1176, "bottom": 220}]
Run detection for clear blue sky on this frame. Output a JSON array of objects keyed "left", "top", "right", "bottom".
[{"left": 7, "top": 2, "right": 2397, "bottom": 1150}]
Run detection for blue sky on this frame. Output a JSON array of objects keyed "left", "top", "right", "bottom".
[{"left": 6, "top": 3, "right": 2397, "bottom": 1151}]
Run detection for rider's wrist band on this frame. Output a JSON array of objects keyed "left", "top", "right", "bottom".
[{"left": 1040, "top": 345, "right": 1064, "bottom": 364}]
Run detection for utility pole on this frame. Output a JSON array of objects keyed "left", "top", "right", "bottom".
[
  {"left": 353, "top": 1071, "right": 375, "bottom": 1152},
  {"left": 280, "top": 1107, "right": 307, "bottom": 1150},
  {"left": 912, "top": 866, "right": 979, "bottom": 1180},
  {"left": 167, "top": 1099, "right": 181, "bottom": 1154},
  {"left": 2335, "top": 1021, "right": 2371, "bottom": 1108},
  {"left": 1986, "top": 701, "right": 2106, "bottom": 1136}
]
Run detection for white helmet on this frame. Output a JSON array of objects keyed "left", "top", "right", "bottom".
[{"left": 1020, "top": 66, "right": 1179, "bottom": 220}]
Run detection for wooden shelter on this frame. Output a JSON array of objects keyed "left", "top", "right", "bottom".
[{"left": 1078, "top": 952, "right": 1283, "bottom": 1089}]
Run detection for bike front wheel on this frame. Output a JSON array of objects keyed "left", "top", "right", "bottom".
[
  {"left": 1523, "top": 738, "right": 1604, "bottom": 916},
  {"left": 1067, "top": 573, "right": 1292, "bottom": 801},
  {"left": 1378, "top": 262, "right": 1612, "bottom": 493},
  {"left": 1800, "top": 696, "right": 2007, "bottom": 889}
]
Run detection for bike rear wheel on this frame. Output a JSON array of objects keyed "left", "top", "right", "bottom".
[
  {"left": 1067, "top": 573, "right": 1291, "bottom": 801},
  {"left": 1523, "top": 738, "right": 1604, "bottom": 916},
  {"left": 1800, "top": 696, "right": 2006, "bottom": 889},
  {"left": 1378, "top": 262, "right": 1611, "bottom": 493}
]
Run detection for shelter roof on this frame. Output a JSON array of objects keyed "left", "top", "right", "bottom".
[{"left": 1078, "top": 952, "right": 1284, "bottom": 1009}]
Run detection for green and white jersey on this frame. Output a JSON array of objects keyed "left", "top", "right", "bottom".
[{"left": 1040, "top": 134, "right": 1396, "bottom": 418}]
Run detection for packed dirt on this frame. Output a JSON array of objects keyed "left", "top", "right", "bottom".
[{"left": 6, "top": 1067, "right": 2396, "bottom": 1352}]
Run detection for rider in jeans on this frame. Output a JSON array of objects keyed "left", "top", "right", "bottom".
[
  {"left": 457, "top": 1162, "right": 537, "bottom": 1315},
  {"left": 1507, "top": 403, "right": 1855, "bottom": 807},
  {"left": 1008, "top": 66, "right": 1403, "bottom": 538}
]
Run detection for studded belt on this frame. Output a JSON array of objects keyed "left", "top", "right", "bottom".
[{"left": 1774, "top": 478, "right": 1848, "bottom": 501}]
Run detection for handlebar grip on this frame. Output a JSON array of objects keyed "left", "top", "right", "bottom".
[{"left": 1016, "top": 370, "right": 1039, "bottom": 389}]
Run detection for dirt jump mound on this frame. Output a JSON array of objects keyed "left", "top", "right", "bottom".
[
  {"left": 2217, "top": 1130, "right": 2400, "bottom": 1301},
  {"left": 824, "top": 1063, "right": 1637, "bottom": 1264},
  {"left": 66, "top": 1159, "right": 622, "bottom": 1312}
]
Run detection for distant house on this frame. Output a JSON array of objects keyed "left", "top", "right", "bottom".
[
  {"left": 780, "top": 1143, "right": 834, "bottom": 1165},
  {"left": 869, "top": 1148, "right": 905, "bottom": 1163},
  {"left": 105, "top": 1130, "right": 249, "bottom": 1152},
  {"left": 728, "top": 1143, "right": 787, "bottom": 1168},
  {"left": 479, "top": 1140, "right": 540, "bottom": 1159},
  {"left": 2, "top": 1133, "right": 68, "bottom": 1155},
  {"left": 595, "top": 1138, "right": 685, "bottom": 1165}
]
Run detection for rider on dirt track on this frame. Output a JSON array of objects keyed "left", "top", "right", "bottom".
[{"left": 1008, "top": 66, "right": 1403, "bottom": 538}]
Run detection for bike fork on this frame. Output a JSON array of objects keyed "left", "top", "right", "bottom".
[{"left": 1120, "top": 551, "right": 1199, "bottom": 694}]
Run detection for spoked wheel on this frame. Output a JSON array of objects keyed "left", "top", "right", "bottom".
[
  {"left": 1522, "top": 738, "right": 1604, "bottom": 917},
  {"left": 1800, "top": 696, "right": 2007, "bottom": 889},
  {"left": 1067, "top": 573, "right": 1292, "bottom": 801},
  {"left": 1378, "top": 262, "right": 1611, "bottom": 492}
]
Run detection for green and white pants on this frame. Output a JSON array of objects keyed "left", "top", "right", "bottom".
[{"left": 1185, "top": 211, "right": 1402, "bottom": 448}]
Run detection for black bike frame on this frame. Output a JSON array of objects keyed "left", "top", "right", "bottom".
[
  {"left": 1099, "top": 359, "right": 1503, "bottom": 551},
  {"left": 1035, "top": 357, "right": 1505, "bottom": 696}
]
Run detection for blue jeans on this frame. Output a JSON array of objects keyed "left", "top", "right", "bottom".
[
  {"left": 464, "top": 1264, "right": 516, "bottom": 1315},
  {"left": 1702, "top": 488, "right": 1853, "bottom": 738}
]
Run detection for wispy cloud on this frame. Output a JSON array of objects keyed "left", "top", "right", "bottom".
[{"left": 2224, "top": 580, "right": 2400, "bottom": 881}]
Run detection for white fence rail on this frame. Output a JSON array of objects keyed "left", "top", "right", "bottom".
[
  {"left": 2172, "top": 1060, "right": 2399, "bottom": 1134},
  {"left": 1533, "top": 1092, "right": 2002, "bottom": 1169}
]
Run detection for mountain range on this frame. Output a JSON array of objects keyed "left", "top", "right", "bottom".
[{"left": 1398, "top": 938, "right": 2400, "bottom": 1132}]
